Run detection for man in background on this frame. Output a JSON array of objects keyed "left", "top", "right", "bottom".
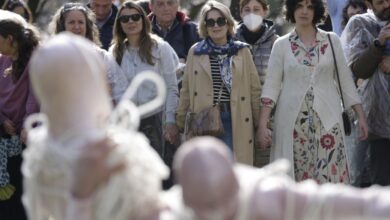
[
  {"left": 341, "top": 0, "right": 390, "bottom": 186},
  {"left": 149, "top": 0, "right": 199, "bottom": 63},
  {"left": 148, "top": 0, "right": 200, "bottom": 189},
  {"left": 88, "top": 0, "right": 117, "bottom": 50}
]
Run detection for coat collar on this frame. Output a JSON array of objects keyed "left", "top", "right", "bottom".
[
  {"left": 289, "top": 28, "right": 328, "bottom": 44},
  {"left": 198, "top": 54, "right": 212, "bottom": 79}
]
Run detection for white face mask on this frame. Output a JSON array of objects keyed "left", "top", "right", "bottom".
[{"left": 242, "top": 13, "right": 263, "bottom": 31}]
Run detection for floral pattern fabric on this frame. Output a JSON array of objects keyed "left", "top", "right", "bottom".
[
  {"left": 289, "top": 31, "right": 349, "bottom": 184},
  {"left": 289, "top": 31, "right": 328, "bottom": 67}
]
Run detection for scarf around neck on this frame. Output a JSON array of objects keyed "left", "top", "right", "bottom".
[{"left": 194, "top": 37, "right": 248, "bottom": 92}]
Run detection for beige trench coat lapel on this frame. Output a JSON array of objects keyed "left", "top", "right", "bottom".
[
  {"left": 231, "top": 55, "right": 243, "bottom": 94},
  {"left": 198, "top": 54, "right": 212, "bottom": 80}
]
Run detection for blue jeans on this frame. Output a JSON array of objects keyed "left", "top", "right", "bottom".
[{"left": 218, "top": 111, "right": 233, "bottom": 151}]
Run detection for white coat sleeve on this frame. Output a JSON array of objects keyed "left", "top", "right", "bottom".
[{"left": 261, "top": 37, "right": 284, "bottom": 103}]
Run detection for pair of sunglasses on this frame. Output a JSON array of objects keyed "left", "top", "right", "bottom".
[
  {"left": 119, "top": 14, "right": 143, "bottom": 23},
  {"left": 205, "top": 17, "right": 227, "bottom": 27}
]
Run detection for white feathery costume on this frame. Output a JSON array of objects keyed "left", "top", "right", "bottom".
[{"left": 22, "top": 33, "right": 169, "bottom": 220}]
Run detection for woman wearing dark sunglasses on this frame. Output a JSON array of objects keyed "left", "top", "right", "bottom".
[
  {"left": 110, "top": 1, "right": 180, "bottom": 158},
  {"left": 176, "top": 0, "right": 261, "bottom": 166},
  {"left": 48, "top": 2, "right": 128, "bottom": 104}
]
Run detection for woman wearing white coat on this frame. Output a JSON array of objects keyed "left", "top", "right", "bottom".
[{"left": 258, "top": 0, "right": 368, "bottom": 183}]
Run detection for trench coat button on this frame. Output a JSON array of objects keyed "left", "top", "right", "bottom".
[
  {"left": 245, "top": 117, "right": 249, "bottom": 122},
  {"left": 241, "top": 97, "right": 245, "bottom": 101},
  {"left": 194, "top": 92, "right": 198, "bottom": 96},
  {"left": 194, "top": 70, "right": 198, "bottom": 75},
  {"left": 249, "top": 139, "right": 252, "bottom": 144}
]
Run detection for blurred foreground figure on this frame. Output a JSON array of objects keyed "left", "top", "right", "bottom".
[
  {"left": 66, "top": 135, "right": 390, "bottom": 220},
  {"left": 22, "top": 33, "right": 169, "bottom": 220},
  {"left": 169, "top": 136, "right": 390, "bottom": 220}
]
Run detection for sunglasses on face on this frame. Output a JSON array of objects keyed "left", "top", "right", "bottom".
[
  {"left": 119, "top": 14, "right": 143, "bottom": 23},
  {"left": 205, "top": 17, "right": 227, "bottom": 27}
]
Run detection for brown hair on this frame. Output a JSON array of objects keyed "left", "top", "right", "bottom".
[
  {"left": 239, "top": 0, "right": 268, "bottom": 12},
  {"left": 112, "top": 0, "right": 156, "bottom": 65},
  {"left": 48, "top": 2, "right": 102, "bottom": 47}
]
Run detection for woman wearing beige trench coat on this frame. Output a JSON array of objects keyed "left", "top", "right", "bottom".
[{"left": 176, "top": 1, "right": 261, "bottom": 165}]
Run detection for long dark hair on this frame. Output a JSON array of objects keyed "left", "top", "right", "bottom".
[
  {"left": 0, "top": 16, "right": 40, "bottom": 82},
  {"left": 285, "top": 0, "right": 325, "bottom": 25},
  {"left": 112, "top": 0, "right": 156, "bottom": 65}
]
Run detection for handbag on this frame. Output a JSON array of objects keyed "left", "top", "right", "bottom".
[
  {"left": 184, "top": 85, "right": 225, "bottom": 140},
  {"left": 328, "top": 34, "right": 352, "bottom": 136}
]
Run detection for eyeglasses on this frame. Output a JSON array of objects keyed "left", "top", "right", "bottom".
[
  {"left": 119, "top": 14, "right": 143, "bottom": 23},
  {"left": 205, "top": 17, "right": 227, "bottom": 27}
]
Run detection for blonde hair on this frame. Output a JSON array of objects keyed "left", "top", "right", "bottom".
[{"left": 198, "top": 0, "right": 236, "bottom": 39}]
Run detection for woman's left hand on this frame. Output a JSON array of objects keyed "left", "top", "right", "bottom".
[
  {"left": 256, "top": 126, "right": 272, "bottom": 148},
  {"left": 352, "top": 104, "right": 369, "bottom": 140},
  {"left": 357, "top": 115, "right": 369, "bottom": 140}
]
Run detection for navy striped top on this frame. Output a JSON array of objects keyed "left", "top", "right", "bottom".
[{"left": 210, "top": 56, "right": 230, "bottom": 103}]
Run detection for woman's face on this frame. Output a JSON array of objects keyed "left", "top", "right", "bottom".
[
  {"left": 294, "top": 0, "right": 315, "bottom": 27},
  {"left": 64, "top": 10, "right": 87, "bottom": 37},
  {"left": 240, "top": 0, "right": 267, "bottom": 18},
  {"left": 119, "top": 8, "right": 143, "bottom": 39},
  {"left": 0, "top": 35, "right": 16, "bottom": 57},
  {"left": 206, "top": 9, "right": 229, "bottom": 45}
]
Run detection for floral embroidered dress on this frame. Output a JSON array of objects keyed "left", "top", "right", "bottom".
[{"left": 262, "top": 31, "right": 349, "bottom": 184}]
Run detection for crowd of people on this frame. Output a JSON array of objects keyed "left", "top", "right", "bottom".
[{"left": 0, "top": 0, "right": 389, "bottom": 219}]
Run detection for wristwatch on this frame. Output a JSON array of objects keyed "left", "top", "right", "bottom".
[{"left": 374, "top": 38, "right": 385, "bottom": 49}]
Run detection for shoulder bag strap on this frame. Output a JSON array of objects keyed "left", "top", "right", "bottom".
[
  {"left": 327, "top": 34, "right": 346, "bottom": 110},
  {"left": 216, "top": 83, "right": 224, "bottom": 105}
]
